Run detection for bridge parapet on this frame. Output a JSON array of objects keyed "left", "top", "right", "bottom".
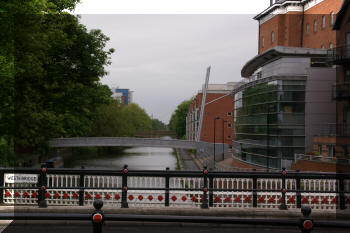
[
  {"left": 1, "top": 167, "right": 349, "bottom": 210},
  {"left": 49, "top": 137, "right": 197, "bottom": 149}
]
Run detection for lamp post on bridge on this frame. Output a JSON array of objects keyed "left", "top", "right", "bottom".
[
  {"left": 222, "top": 120, "right": 227, "bottom": 161},
  {"left": 213, "top": 116, "right": 220, "bottom": 170}
]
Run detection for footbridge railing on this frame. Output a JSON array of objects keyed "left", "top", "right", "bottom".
[{"left": 1, "top": 166, "right": 350, "bottom": 210}]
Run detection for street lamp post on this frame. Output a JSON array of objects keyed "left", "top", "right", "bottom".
[
  {"left": 213, "top": 116, "right": 220, "bottom": 169},
  {"left": 266, "top": 104, "right": 274, "bottom": 172},
  {"left": 222, "top": 120, "right": 227, "bottom": 161}
]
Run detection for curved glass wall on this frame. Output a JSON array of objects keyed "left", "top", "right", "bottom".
[{"left": 233, "top": 79, "right": 305, "bottom": 169}]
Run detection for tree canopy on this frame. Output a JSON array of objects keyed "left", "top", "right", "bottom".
[
  {"left": 169, "top": 99, "right": 191, "bottom": 139},
  {"left": 0, "top": 0, "right": 114, "bottom": 165}
]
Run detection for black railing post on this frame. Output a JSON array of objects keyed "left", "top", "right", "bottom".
[
  {"left": 165, "top": 167, "right": 170, "bottom": 207},
  {"left": 279, "top": 168, "right": 288, "bottom": 210},
  {"left": 79, "top": 166, "right": 85, "bottom": 206},
  {"left": 296, "top": 170, "right": 301, "bottom": 208},
  {"left": 121, "top": 164, "right": 129, "bottom": 208},
  {"left": 38, "top": 165, "right": 47, "bottom": 208},
  {"left": 201, "top": 166, "right": 209, "bottom": 209},
  {"left": 209, "top": 176, "right": 214, "bottom": 207},
  {"left": 0, "top": 170, "right": 4, "bottom": 204},
  {"left": 91, "top": 200, "right": 104, "bottom": 233},
  {"left": 338, "top": 171, "right": 346, "bottom": 210},
  {"left": 253, "top": 175, "right": 257, "bottom": 208}
]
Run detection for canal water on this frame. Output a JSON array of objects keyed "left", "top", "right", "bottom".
[{"left": 65, "top": 146, "right": 178, "bottom": 170}]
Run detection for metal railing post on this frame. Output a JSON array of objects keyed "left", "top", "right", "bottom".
[
  {"left": 38, "top": 165, "right": 47, "bottom": 208},
  {"left": 279, "top": 168, "right": 288, "bottom": 210},
  {"left": 121, "top": 164, "right": 129, "bottom": 208},
  {"left": 79, "top": 166, "right": 85, "bottom": 206},
  {"left": 338, "top": 171, "right": 346, "bottom": 210},
  {"left": 201, "top": 166, "right": 209, "bottom": 209},
  {"left": 0, "top": 170, "right": 4, "bottom": 204},
  {"left": 165, "top": 167, "right": 170, "bottom": 207},
  {"left": 253, "top": 175, "right": 257, "bottom": 208},
  {"left": 296, "top": 170, "right": 301, "bottom": 208},
  {"left": 209, "top": 175, "right": 214, "bottom": 207}
]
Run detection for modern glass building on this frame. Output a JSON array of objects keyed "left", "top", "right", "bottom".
[
  {"left": 234, "top": 78, "right": 306, "bottom": 168},
  {"left": 232, "top": 46, "right": 336, "bottom": 169}
]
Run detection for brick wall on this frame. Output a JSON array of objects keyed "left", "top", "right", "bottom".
[
  {"left": 291, "top": 159, "right": 350, "bottom": 172},
  {"left": 258, "top": 0, "right": 341, "bottom": 54},
  {"left": 187, "top": 92, "right": 234, "bottom": 146}
]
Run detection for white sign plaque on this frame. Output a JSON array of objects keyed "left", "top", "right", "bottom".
[{"left": 4, "top": 173, "right": 38, "bottom": 184}]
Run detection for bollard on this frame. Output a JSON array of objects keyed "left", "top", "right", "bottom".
[
  {"left": 91, "top": 200, "right": 104, "bottom": 233},
  {"left": 299, "top": 205, "right": 313, "bottom": 233}
]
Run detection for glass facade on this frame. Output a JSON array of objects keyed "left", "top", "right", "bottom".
[{"left": 233, "top": 79, "right": 305, "bottom": 168}]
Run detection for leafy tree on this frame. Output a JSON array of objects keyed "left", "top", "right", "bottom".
[
  {"left": 0, "top": 0, "right": 114, "bottom": 161},
  {"left": 120, "top": 103, "right": 152, "bottom": 136},
  {"left": 151, "top": 118, "right": 167, "bottom": 130},
  {"left": 92, "top": 101, "right": 153, "bottom": 137},
  {"left": 169, "top": 100, "right": 191, "bottom": 139}
]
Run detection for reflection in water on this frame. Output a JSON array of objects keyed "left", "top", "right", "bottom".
[{"left": 71, "top": 147, "right": 177, "bottom": 170}]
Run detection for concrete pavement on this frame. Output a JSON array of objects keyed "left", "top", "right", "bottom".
[
  {"left": 2, "top": 221, "right": 350, "bottom": 233},
  {"left": 1, "top": 206, "right": 350, "bottom": 221}
]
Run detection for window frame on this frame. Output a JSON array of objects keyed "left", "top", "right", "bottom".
[
  {"left": 322, "top": 15, "right": 326, "bottom": 29},
  {"left": 271, "top": 31, "right": 274, "bottom": 44},
  {"left": 330, "top": 12, "right": 334, "bottom": 26},
  {"left": 262, "top": 36, "right": 264, "bottom": 48},
  {"left": 313, "top": 19, "right": 317, "bottom": 33}
]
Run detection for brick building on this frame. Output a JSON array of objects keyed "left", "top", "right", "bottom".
[
  {"left": 257, "top": 0, "right": 341, "bottom": 54},
  {"left": 312, "top": 0, "right": 350, "bottom": 160},
  {"left": 186, "top": 83, "right": 237, "bottom": 147},
  {"left": 231, "top": 0, "right": 343, "bottom": 170}
]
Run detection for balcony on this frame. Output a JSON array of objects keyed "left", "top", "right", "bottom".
[
  {"left": 332, "top": 83, "right": 350, "bottom": 100},
  {"left": 327, "top": 45, "right": 350, "bottom": 64},
  {"left": 316, "top": 123, "right": 350, "bottom": 137}
]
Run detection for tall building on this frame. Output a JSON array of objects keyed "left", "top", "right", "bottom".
[
  {"left": 111, "top": 88, "right": 133, "bottom": 105},
  {"left": 257, "top": 0, "right": 341, "bottom": 54},
  {"left": 186, "top": 82, "right": 238, "bottom": 147},
  {"left": 231, "top": 0, "right": 341, "bottom": 170},
  {"left": 316, "top": 0, "right": 350, "bottom": 160}
]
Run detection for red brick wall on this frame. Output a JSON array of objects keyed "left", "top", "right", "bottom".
[
  {"left": 200, "top": 93, "right": 234, "bottom": 146},
  {"left": 302, "top": 0, "right": 340, "bottom": 49},
  {"left": 291, "top": 159, "right": 350, "bottom": 172},
  {"left": 188, "top": 92, "right": 234, "bottom": 146},
  {"left": 258, "top": 0, "right": 341, "bottom": 54}
]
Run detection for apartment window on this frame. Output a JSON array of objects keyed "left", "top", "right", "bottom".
[
  {"left": 262, "top": 36, "right": 265, "bottom": 48},
  {"left": 227, "top": 135, "right": 232, "bottom": 139},
  {"left": 306, "top": 23, "right": 310, "bottom": 35},
  {"left": 314, "top": 20, "right": 317, "bottom": 32},
  {"left": 271, "top": 31, "right": 274, "bottom": 43},
  {"left": 330, "top": 12, "right": 334, "bottom": 26},
  {"left": 329, "top": 43, "right": 333, "bottom": 49},
  {"left": 318, "top": 145, "right": 322, "bottom": 155},
  {"left": 227, "top": 123, "right": 232, "bottom": 128},
  {"left": 322, "top": 15, "right": 326, "bottom": 29},
  {"left": 227, "top": 112, "right": 232, "bottom": 116},
  {"left": 328, "top": 145, "right": 335, "bottom": 157}
]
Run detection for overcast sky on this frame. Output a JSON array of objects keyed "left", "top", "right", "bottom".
[{"left": 73, "top": 1, "right": 269, "bottom": 123}]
